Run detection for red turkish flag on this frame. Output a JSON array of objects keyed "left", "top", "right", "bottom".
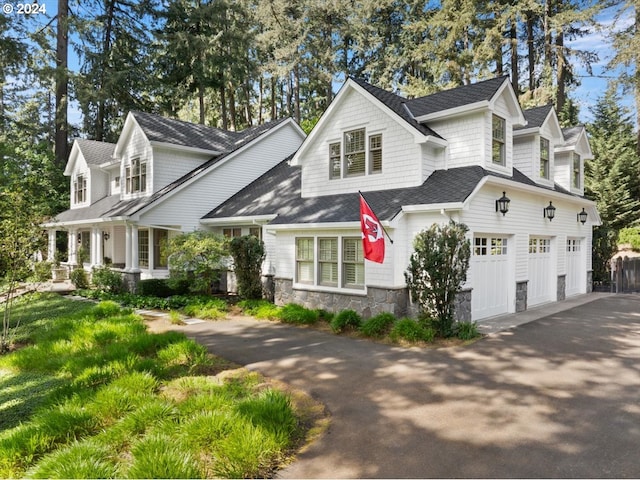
[{"left": 360, "top": 193, "right": 385, "bottom": 263}]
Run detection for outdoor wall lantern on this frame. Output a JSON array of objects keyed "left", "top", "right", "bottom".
[
  {"left": 103, "top": 231, "right": 110, "bottom": 241},
  {"left": 495, "top": 191, "right": 510, "bottom": 216},
  {"left": 77, "top": 233, "right": 82, "bottom": 242},
  {"left": 544, "top": 201, "right": 556, "bottom": 221},
  {"left": 577, "top": 208, "right": 588, "bottom": 224}
]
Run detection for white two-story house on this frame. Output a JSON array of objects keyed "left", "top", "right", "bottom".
[
  {"left": 43, "top": 111, "right": 305, "bottom": 286},
  {"left": 203, "top": 76, "right": 599, "bottom": 322}
]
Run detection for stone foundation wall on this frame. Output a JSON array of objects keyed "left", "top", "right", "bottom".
[
  {"left": 453, "top": 289, "right": 472, "bottom": 322},
  {"left": 275, "top": 278, "right": 408, "bottom": 318},
  {"left": 516, "top": 281, "right": 528, "bottom": 312},
  {"left": 557, "top": 274, "right": 566, "bottom": 301},
  {"left": 122, "top": 271, "right": 140, "bottom": 293},
  {"left": 587, "top": 270, "right": 593, "bottom": 293}
]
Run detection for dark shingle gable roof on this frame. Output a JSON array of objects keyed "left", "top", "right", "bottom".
[
  {"left": 560, "top": 126, "right": 584, "bottom": 147},
  {"left": 349, "top": 78, "right": 442, "bottom": 138},
  {"left": 205, "top": 161, "right": 571, "bottom": 225},
  {"left": 404, "top": 76, "right": 510, "bottom": 118},
  {"left": 517, "top": 104, "right": 554, "bottom": 130},
  {"left": 77, "top": 139, "right": 116, "bottom": 166},
  {"left": 131, "top": 111, "right": 244, "bottom": 152}
]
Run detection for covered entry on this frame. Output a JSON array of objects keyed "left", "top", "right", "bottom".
[{"left": 471, "top": 235, "right": 511, "bottom": 320}]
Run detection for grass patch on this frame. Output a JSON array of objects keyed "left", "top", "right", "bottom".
[
  {"left": 277, "top": 304, "right": 319, "bottom": 325},
  {"left": 360, "top": 312, "right": 396, "bottom": 338},
  {"left": 0, "top": 293, "right": 310, "bottom": 478},
  {"left": 389, "top": 318, "right": 436, "bottom": 343}
]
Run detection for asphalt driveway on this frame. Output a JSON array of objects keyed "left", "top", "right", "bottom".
[{"left": 178, "top": 294, "right": 640, "bottom": 478}]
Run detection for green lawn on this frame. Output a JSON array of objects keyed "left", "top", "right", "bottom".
[{"left": 0, "top": 294, "right": 307, "bottom": 478}]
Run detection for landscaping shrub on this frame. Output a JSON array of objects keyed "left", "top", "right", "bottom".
[
  {"left": 229, "top": 236, "right": 265, "bottom": 300},
  {"left": 69, "top": 268, "right": 89, "bottom": 289},
  {"left": 454, "top": 321, "right": 480, "bottom": 340},
  {"left": 91, "top": 266, "right": 124, "bottom": 294},
  {"left": 32, "top": 261, "right": 52, "bottom": 282},
  {"left": 330, "top": 309, "right": 362, "bottom": 333},
  {"left": 277, "top": 303, "right": 319, "bottom": 325},
  {"left": 361, "top": 312, "right": 396, "bottom": 338},
  {"left": 238, "top": 300, "right": 281, "bottom": 319},
  {"left": 137, "top": 279, "right": 190, "bottom": 298},
  {"left": 389, "top": 318, "right": 435, "bottom": 343}
]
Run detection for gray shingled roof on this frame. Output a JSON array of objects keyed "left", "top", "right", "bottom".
[
  {"left": 405, "top": 76, "right": 510, "bottom": 118},
  {"left": 560, "top": 126, "right": 584, "bottom": 147},
  {"left": 77, "top": 139, "right": 116, "bottom": 166},
  {"left": 49, "top": 195, "right": 123, "bottom": 223},
  {"left": 517, "top": 104, "right": 554, "bottom": 130},
  {"left": 132, "top": 111, "right": 244, "bottom": 152},
  {"left": 204, "top": 160, "right": 573, "bottom": 225},
  {"left": 350, "top": 78, "right": 442, "bottom": 139}
]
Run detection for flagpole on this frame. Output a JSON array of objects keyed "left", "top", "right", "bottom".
[{"left": 358, "top": 190, "right": 394, "bottom": 244}]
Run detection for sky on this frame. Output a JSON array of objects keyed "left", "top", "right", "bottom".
[{"left": 12, "top": 0, "right": 637, "bottom": 129}]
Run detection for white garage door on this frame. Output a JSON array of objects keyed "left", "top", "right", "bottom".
[
  {"left": 566, "top": 238, "right": 584, "bottom": 296},
  {"left": 471, "top": 236, "right": 510, "bottom": 320},
  {"left": 528, "top": 237, "right": 554, "bottom": 306}
]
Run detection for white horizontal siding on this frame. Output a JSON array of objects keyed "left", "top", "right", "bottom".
[
  {"left": 427, "top": 112, "right": 484, "bottom": 169},
  {"left": 120, "top": 125, "right": 153, "bottom": 200},
  {"left": 513, "top": 135, "right": 534, "bottom": 179},
  {"left": 139, "top": 123, "right": 303, "bottom": 231},
  {"left": 300, "top": 88, "right": 423, "bottom": 197},
  {"left": 152, "top": 147, "right": 211, "bottom": 193}
]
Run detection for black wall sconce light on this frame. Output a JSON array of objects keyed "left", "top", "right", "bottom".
[
  {"left": 577, "top": 208, "right": 588, "bottom": 224},
  {"left": 544, "top": 201, "right": 556, "bottom": 221},
  {"left": 103, "top": 232, "right": 110, "bottom": 241},
  {"left": 495, "top": 191, "right": 510, "bottom": 216}
]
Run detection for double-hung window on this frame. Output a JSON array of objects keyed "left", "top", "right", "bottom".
[
  {"left": 572, "top": 153, "right": 581, "bottom": 188},
  {"left": 296, "top": 238, "right": 315, "bottom": 284},
  {"left": 492, "top": 115, "right": 506, "bottom": 165},
  {"left": 540, "top": 137, "right": 550, "bottom": 179},
  {"left": 74, "top": 174, "right": 87, "bottom": 204},
  {"left": 343, "top": 238, "right": 364, "bottom": 289},
  {"left": 329, "top": 143, "right": 341, "bottom": 179},
  {"left": 126, "top": 158, "right": 147, "bottom": 194},
  {"left": 138, "top": 229, "right": 149, "bottom": 268},
  {"left": 318, "top": 238, "right": 338, "bottom": 286},
  {"left": 369, "top": 134, "right": 382, "bottom": 173},
  {"left": 295, "top": 236, "right": 364, "bottom": 289},
  {"left": 345, "top": 129, "right": 366, "bottom": 176}
]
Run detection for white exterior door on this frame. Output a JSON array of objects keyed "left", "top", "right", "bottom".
[
  {"left": 528, "top": 237, "right": 554, "bottom": 306},
  {"left": 471, "top": 236, "right": 510, "bottom": 320},
  {"left": 566, "top": 238, "right": 584, "bottom": 296}
]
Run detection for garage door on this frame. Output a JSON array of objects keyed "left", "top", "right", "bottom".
[
  {"left": 471, "top": 236, "right": 510, "bottom": 320},
  {"left": 566, "top": 238, "right": 584, "bottom": 296},
  {"left": 528, "top": 237, "right": 554, "bottom": 306}
]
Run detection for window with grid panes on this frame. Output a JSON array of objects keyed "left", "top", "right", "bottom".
[
  {"left": 572, "top": 153, "right": 581, "bottom": 188},
  {"left": 492, "top": 115, "right": 506, "bottom": 165},
  {"left": 138, "top": 229, "right": 149, "bottom": 268},
  {"left": 223, "top": 228, "right": 242, "bottom": 238},
  {"left": 369, "top": 134, "right": 382, "bottom": 173},
  {"left": 249, "top": 227, "right": 261, "bottom": 239},
  {"left": 126, "top": 158, "right": 147, "bottom": 194},
  {"left": 540, "top": 137, "right": 550, "bottom": 179},
  {"left": 345, "top": 129, "right": 366, "bottom": 176},
  {"left": 490, "top": 237, "right": 508, "bottom": 255},
  {"left": 154, "top": 229, "right": 168, "bottom": 268},
  {"left": 343, "top": 238, "right": 364, "bottom": 289},
  {"left": 296, "top": 238, "right": 314, "bottom": 284},
  {"left": 318, "top": 238, "right": 338, "bottom": 286},
  {"left": 329, "top": 142, "right": 341, "bottom": 179},
  {"left": 474, "top": 237, "right": 487, "bottom": 255},
  {"left": 529, "top": 237, "right": 538, "bottom": 253},
  {"left": 74, "top": 174, "right": 87, "bottom": 204}
]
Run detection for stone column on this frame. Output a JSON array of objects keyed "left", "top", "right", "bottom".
[{"left": 47, "top": 230, "right": 56, "bottom": 262}]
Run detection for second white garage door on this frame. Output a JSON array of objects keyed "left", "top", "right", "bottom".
[
  {"left": 566, "top": 238, "right": 584, "bottom": 296},
  {"left": 528, "top": 237, "right": 555, "bottom": 306}
]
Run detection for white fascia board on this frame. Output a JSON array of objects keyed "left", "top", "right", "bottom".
[
  {"left": 267, "top": 221, "right": 373, "bottom": 231},
  {"left": 64, "top": 141, "right": 82, "bottom": 176},
  {"left": 41, "top": 217, "right": 129, "bottom": 228},
  {"left": 401, "top": 202, "right": 465, "bottom": 213},
  {"left": 150, "top": 140, "right": 222, "bottom": 156},
  {"left": 200, "top": 215, "right": 277, "bottom": 226},
  {"left": 513, "top": 127, "right": 539, "bottom": 137},
  {"left": 413, "top": 101, "right": 489, "bottom": 123},
  {"left": 475, "top": 175, "right": 598, "bottom": 207},
  {"left": 490, "top": 79, "right": 526, "bottom": 126},
  {"left": 114, "top": 112, "right": 138, "bottom": 158}
]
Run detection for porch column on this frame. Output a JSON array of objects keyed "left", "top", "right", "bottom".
[
  {"left": 125, "top": 224, "right": 132, "bottom": 271},
  {"left": 47, "top": 230, "right": 56, "bottom": 262},
  {"left": 68, "top": 229, "right": 78, "bottom": 266},
  {"left": 90, "top": 228, "right": 101, "bottom": 266},
  {"left": 131, "top": 224, "right": 139, "bottom": 272},
  {"left": 96, "top": 228, "right": 104, "bottom": 266}
]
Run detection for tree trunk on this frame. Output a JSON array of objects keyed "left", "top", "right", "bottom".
[
  {"left": 510, "top": 20, "right": 518, "bottom": 95},
  {"left": 527, "top": 13, "right": 535, "bottom": 91},
  {"left": 198, "top": 84, "right": 205, "bottom": 124},
  {"left": 556, "top": 30, "right": 566, "bottom": 114},
  {"left": 244, "top": 83, "right": 252, "bottom": 126},
  {"left": 220, "top": 82, "right": 228, "bottom": 130},
  {"left": 293, "top": 66, "right": 300, "bottom": 123},
  {"left": 258, "top": 76, "right": 263, "bottom": 124},
  {"left": 229, "top": 85, "right": 237, "bottom": 131},
  {"left": 636, "top": 9, "right": 640, "bottom": 156},
  {"left": 96, "top": 0, "right": 116, "bottom": 142},
  {"left": 271, "top": 76, "right": 277, "bottom": 120},
  {"left": 55, "top": 0, "right": 68, "bottom": 167}
]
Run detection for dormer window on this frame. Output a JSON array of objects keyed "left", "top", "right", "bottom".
[
  {"left": 125, "top": 158, "right": 147, "bottom": 194},
  {"left": 540, "top": 137, "right": 550, "bottom": 179},
  {"left": 73, "top": 174, "right": 87, "bottom": 204},
  {"left": 572, "top": 153, "right": 581, "bottom": 188},
  {"left": 330, "top": 129, "right": 383, "bottom": 179},
  {"left": 492, "top": 115, "right": 506, "bottom": 165}
]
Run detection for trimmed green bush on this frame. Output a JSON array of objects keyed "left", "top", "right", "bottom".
[
  {"left": 277, "top": 304, "right": 319, "bottom": 325},
  {"left": 455, "top": 321, "right": 480, "bottom": 340},
  {"left": 330, "top": 309, "right": 362, "bottom": 333},
  {"left": 361, "top": 312, "right": 396, "bottom": 338},
  {"left": 389, "top": 318, "right": 435, "bottom": 343},
  {"left": 92, "top": 266, "right": 124, "bottom": 294},
  {"left": 69, "top": 268, "right": 89, "bottom": 289},
  {"left": 137, "top": 279, "right": 190, "bottom": 298},
  {"left": 32, "top": 261, "right": 53, "bottom": 282}
]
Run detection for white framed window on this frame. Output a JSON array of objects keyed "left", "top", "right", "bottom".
[
  {"left": 567, "top": 239, "right": 581, "bottom": 252},
  {"left": 126, "top": 158, "right": 147, "bottom": 194},
  {"left": 296, "top": 238, "right": 315, "bottom": 284},
  {"left": 223, "top": 228, "right": 242, "bottom": 238},
  {"left": 492, "top": 115, "right": 506, "bottom": 165},
  {"left": 344, "top": 128, "right": 366, "bottom": 176},
  {"left": 329, "top": 142, "right": 341, "bottom": 179},
  {"left": 343, "top": 238, "right": 364, "bottom": 289},
  {"left": 530, "top": 237, "right": 550, "bottom": 254},
  {"left": 139, "top": 229, "right": 149, "bottom": 268},
  {"left": 73, "top": 174, "right": 87, "bottom": 204},
  {"left": 249, "top": 227, "right": 261, "bottom": 239},
  {"left": 474, "top": 237, "right": 508, "bottom": 256},
  {"left": 369, "top": 134, "right": 382, "bottom": 174},
  {"left": 154, "top": 229, "right": 169, "bottom": 269},
  {"left": 540, "top": 137, "right": 550, "bottom": 179},
  {"left": 572, "top": 153, "right": 581, "bottom": 188},
  {"left": 318, "top": 238, "right": 338, "bottom": 286}
]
